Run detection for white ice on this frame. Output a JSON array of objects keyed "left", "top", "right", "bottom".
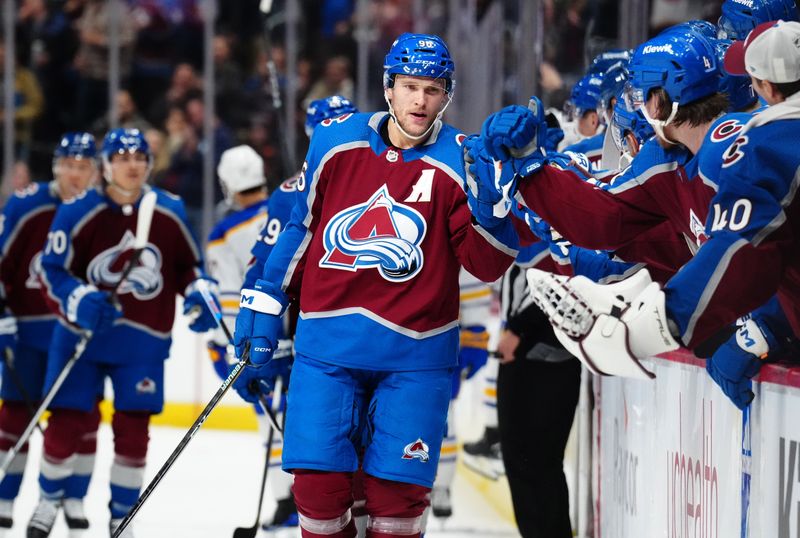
[{"left": 4, "top": 423, "right": 521, "bottom": 537}]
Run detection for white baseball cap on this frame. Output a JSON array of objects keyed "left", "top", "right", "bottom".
[{"left": 724, "top": 20, "right": 800, "bottom": 83}]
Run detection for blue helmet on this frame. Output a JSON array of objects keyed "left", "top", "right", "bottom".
[
  {"left": 305, "top": 95, "right": 359, "bottom": 137},
  {"left": 714, "top": 39, "right": 756, "bottom": 111},
  {"left": 383, "top": 33, "right": 455, "bottom": 93},
  {"left": 598, "top": 62, "right": 629, "bottom": 118},
  {"left": 612, "top": 91, "right": 655, "bottom": 154},
  {"left": 567, "top": 74, "right": 604, "bottom": 119},
  {"left": 54, "top": 132, "right": 96, "bottom": 160},
  {"left": 587, "top": 49, "right": 632, "bottom": 76},
  {"left": 101, "top": 128, "right": 152, "bottom": 182},
  {"left": 626, "top": 30, "right": 719, "bottom": 109},
  {"left": 718, "top": 0, "right": 799, "bottom": 40},
  {"left": 661, "top": 20, "right": 718, "bottom": 39}
]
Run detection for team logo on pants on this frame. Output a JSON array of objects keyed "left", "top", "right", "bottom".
[
  {"left": 135, "top": 377, "right": 157, "bottom": 394},
  {"left": 402, "top": 438, "right": 430, "bottom": 462},
  {"left": 320, "top": 185, "right": 427, "bottom": 282}
]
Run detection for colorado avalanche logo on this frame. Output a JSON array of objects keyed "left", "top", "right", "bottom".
[
  {"left": 402, "top": 438, "right": 430, "bottom": 462},
  {"left": 87, "top": 230, "right": 163, "bottom": 300},
  {"left": 320, "top": 185, "right": 427, "bottom": 283},
  {"left": 25, "top": 252, "right": 43, "bottom": 289}
]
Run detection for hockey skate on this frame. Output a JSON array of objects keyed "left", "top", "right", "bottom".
[
  {"left": 26, "top": 498, "right": 60, "bottom": 538},
  {"left": 430, "top": 487, "right": 452, "bottom": 519},
  {"left": 0, "top": 499, "right": 12, "bottom": 533},
  {"left": 462, "top": 427, "right": 505, "bottom": 481},
  {"left": 109, "top": 517, "right": 134, "bottom": 538},
  {"left": 63, "top": 498, "right": 89, "bottom": 536},
  {"left": 261, "top": 495, "right": 299, "bottom": 532}
]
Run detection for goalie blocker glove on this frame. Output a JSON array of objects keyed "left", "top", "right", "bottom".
[
  {"left": 527, "top": 268, "right": 679, "bottom": 379},
  {"left": 234, "top": 279, "right": 288, "bottom": 365}
]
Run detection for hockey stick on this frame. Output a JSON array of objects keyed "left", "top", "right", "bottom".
[
  {"left": 194, "top": 279, "right": 282, "bottom": 434},
  {"left": 233, "top": 376, "right": 283, "bottom": 538},
  {"left": 112, "top": 346, "right": 252, "bottom": 537},
  {"left": 259, "top": 0, "right": 295, "bottom": 178},
  {"left": 0, "top": 190, "right": 158, "bottom": 482}
]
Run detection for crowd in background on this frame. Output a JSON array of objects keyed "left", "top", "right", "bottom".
[{"left": 0, "top": 0, "right": 725, "bottom": 231}]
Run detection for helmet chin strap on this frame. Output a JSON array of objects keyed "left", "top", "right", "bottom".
[
  {"left": 384, "top": 91, "right": 453, "bottom": 142},
  {"left": 640, "top": 101, "right": 680, "bottom": 146}
]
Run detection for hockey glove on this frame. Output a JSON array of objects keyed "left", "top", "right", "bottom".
[
  {"left": 232, "top": 354, "right": 291, "bottom": 405},
  {"left": 527, "top": 268, "right": 678, "bottom": 379},
  {"left": 481, "top": 105, "right": 537, "bottom": 162},
  {"left": 459, "top": 326, "right": 490, "bottom": 379},
  {"left": 207, "top": 340, "right": 231, "bottom": 381},
  {"left": 464, "top": 134, "right": 516, "bottom": 224},
  {"left": 0, "top": 314, "right": 17, "bottom": 363},
  {"left": 183, "top": 279, "right": 220, "bottom": 333},
  {"left": 66, "top": 285, "right": 122, "bottom": 334},
  {"left": 234, "top": 279, "right": 288, "bottom": 365},
  {"left": 706, "top": 317, "right": 776, "bottom": 410},
  {"left": 544, "top": 127, "right": 565, "bottom": 153}
]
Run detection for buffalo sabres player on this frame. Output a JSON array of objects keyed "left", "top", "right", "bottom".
[
  {"left": 0, "top": 133, "right": 99, "bottom": 535},
  {"left": 233, "top": 33, "right": 518, "bottom": 538},
  {"left": 31, "top": 128, "right": 218, "bottom": 537}
]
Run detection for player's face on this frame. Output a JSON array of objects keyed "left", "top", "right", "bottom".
[
  {"left": 109, "top": 151, "right": 149, "bottom": 192},
  {"left": 577, "top": 110, "right": 599, "bottom": 137},
  {"left": 387, "top": 75, "right": 448, "bottom": 138},
  {"left": 55, "top": 157, "right": 96, "bottom": 199}
]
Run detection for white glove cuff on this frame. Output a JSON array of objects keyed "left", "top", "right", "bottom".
[
  {"left": 66, "top": 284, "right": 99, "bottom": 323},
  {"left": 239, "top": 289, "right": 284, "bottom": 315}
]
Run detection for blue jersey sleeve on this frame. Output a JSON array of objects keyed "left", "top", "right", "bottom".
[
  {"left": 39, "top": 191, "right": 95, "bottom": 318},
  {"left": 244, "top": 187, "right": 298, "bottom": 290},
  {"left": 665, "top": 119, "right": 799, "bottom": 348}
]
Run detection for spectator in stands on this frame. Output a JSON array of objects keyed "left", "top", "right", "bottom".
[
  {"left": 148, "top": 62, "right": 202, "bottom": 125},
  {"left": 0, "top": 41, "right": 44, "bottom": 163},
  {"left": 304, "top": 55, "right": 354, "bottom": 104},
  {"left": 73, "top": 0, "right": 136, "bottom": 126},
  {"left": 91, "top": 88, "right": 152, "bottom": 137},
  {"left": 213, "top": 34, "right": 245, "bottom": 128},
  {"left": 17, "top": 0, "right": 79, "bottom": 142}
]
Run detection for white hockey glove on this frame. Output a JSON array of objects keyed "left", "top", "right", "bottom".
[{"left": 526, "top": 268, "right": 680, "bottom": 380}]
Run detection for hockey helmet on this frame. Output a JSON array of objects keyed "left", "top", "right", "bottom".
[
  {"left": 383, "top": 33, "right": 455, "bottom": 93},
  {"left": 714, "top": 39, "right": 757, "bottom": 111},
  {"left": 718, "top": 0, "right": 799, "bottom": 40},
  {"left": 101, "top": 128, "right": 152, "bottom": 183},
  {"left": 305, "top": 95, "right": 359, "bottom": 138},
  {"left": 217, "top": 145, "right": 266, "bottom": 205}
]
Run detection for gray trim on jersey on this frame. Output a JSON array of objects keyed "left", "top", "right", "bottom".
[
  {"left": 596, "top": 262, "right": 646, "bottom": 284},
  {"left": 64, "top": 203, "right": 107, "bottom": 270},
  {"left": 683, "top": 237, "right": 748, "bottom": 345},
  {"left": 368, "top": 112, "right": 388, "bottom": 133},
  {"left": 472, "top": 223, "right": 519, "bottom": 257},
  {"left": 280, "top": 140, "right": 372, "bottom": 291},
  {"left": 605, "top": 161, "right": 679, "bottom": 195},
  {"left": 1, "top": 203, "right": 56, "bottom": 257},
  {"left": 422, "top": 120, "right": 443, "bottom": 146},
  {"left": 514, "top": 248, "right": 550, "bottom": 269},
  {"left": 752, "top": 165, "right": 800, "bottom": 247},
  {"left": 698, "top": 169, "right": 719, "bottom": 192},
  {"left": 17, "top": 313, "right": 58, "bottom": 322},
  {"left": 117, "top": 318, "right": 171, "bottom": 340},
  {"left": 419, "top": 155, "right": 465, "bottom": 191},
  {"left": 299, "top": 307, "right": 459, "bottom": 339}
]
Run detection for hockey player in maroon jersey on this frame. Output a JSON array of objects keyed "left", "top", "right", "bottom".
[
  {"left": 29, "top": 128, "right": 219, "bottom": 537},
  {"left": 233, "top": 34, "right": 518, "bottom": 538},
  {"left": 0, "top": 133, "right": 99, "bottom": 535}
]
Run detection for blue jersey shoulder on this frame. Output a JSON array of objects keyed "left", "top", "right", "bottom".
[
  {"left": 309, "top": 111, "right": 374, "bottom": 155},
  {"left": 697, "top": 112, "right": 753, "bottom": 190},
  {"left": 414, "top": 121, "right": 467, "bottom": 179},
  {"left": 3, "top": 182, "right": 59, "bottom": 221},
  {"left": 208, "top": 199, "right": 268, "bottom": 243},
  {"left": 564, "top": 132, "right": 604, "bottom": 155},
  {"left": 267, "top": 186, "right": 296, "bottom": 228}
]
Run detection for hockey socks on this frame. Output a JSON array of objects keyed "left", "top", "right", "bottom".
[
  {"left": 109, "top": 411, "right": 150, "bottom": 519},
  {"left": 0, "top": 402, "right": 30, "bottom": 502}
]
